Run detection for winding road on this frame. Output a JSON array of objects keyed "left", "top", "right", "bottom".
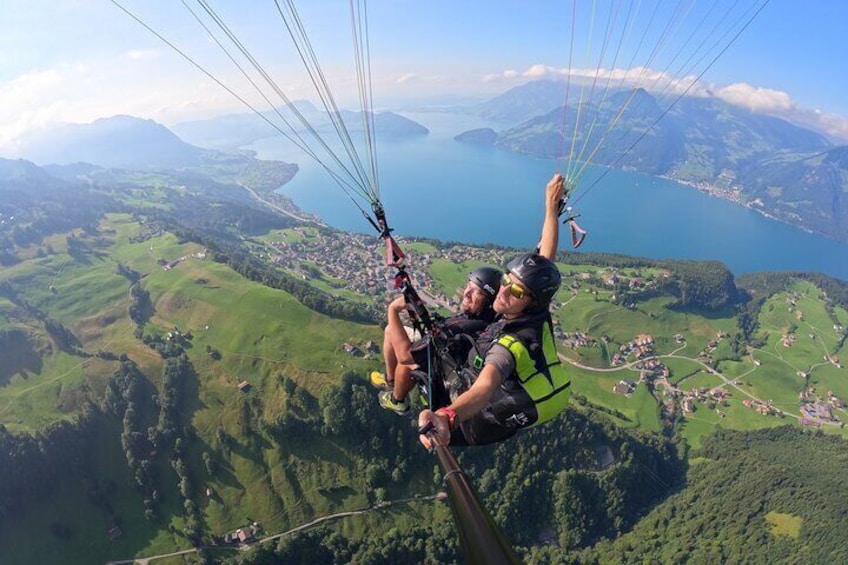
[
  {"left": 105, "top": 493, "right": 443, "bottom": 565},
  {"left": 557, "top": 347, "right": 804, "bottom": 421}
]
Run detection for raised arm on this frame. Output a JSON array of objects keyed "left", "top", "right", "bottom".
[{"left": 537, "top": 173, "right": 564, "bottom": 260}]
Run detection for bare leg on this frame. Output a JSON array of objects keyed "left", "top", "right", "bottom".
[
  {"left": 392, "top": 362, "right": 417, "bottom": 402},
  {"left": 383, "top": 326, "right": 398, "bottom": 382},
  {"left": 381, "top": 298, "right": 420, "bottom": 401},
  {"left": 385, "top": 301, "right": 417, "bottom": 366}
]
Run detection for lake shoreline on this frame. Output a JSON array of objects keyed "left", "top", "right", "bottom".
[
  {"left": 252, "top": 110, "right": 848, "bottom": 283},
  {"left": 660, "top": 174, "right": 843, "bottom": 244}
]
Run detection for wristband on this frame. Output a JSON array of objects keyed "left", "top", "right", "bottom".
[{"left": 435, "top": 407, "right": 458, "bottom": 431}]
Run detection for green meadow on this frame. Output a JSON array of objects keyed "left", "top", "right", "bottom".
[
  {"left": 2, "top": 213, "right": 847, "bottom": 564},
  {"left": 0, "top": 215, "right": 399, "bottom": 563},
  {"left": 765, "top": 511, "right": 803, "bottom": 539},
  {"left": 0, "top": 417, "right": 192, "bottom": 565}
]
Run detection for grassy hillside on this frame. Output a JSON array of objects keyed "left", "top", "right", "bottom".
[
  {"left": 1, "top": 208, "right": 846, "bottom": 563},
  {"left": 0, "top": 214, "right": 399, "bottom": 564},
  {"left": 541, "top": 266, "right": 848, "bottom": 447}
]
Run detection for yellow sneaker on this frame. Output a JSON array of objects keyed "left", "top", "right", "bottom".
[{"left": 369, "top": 371, "right": 392, "bottom": 390}]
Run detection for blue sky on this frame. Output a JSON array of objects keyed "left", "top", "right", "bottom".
[{"left": 1, "top": 0, "right": 847, "bottom": 149}]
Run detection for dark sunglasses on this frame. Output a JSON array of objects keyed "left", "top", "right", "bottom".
[{"left": 501, "top": 274, "right": 532, "bottom": 300}]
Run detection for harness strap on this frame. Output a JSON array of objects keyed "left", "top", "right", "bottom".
[
  {"left": 384, "top": 234, "right": 405, "bottom": 267},
  {"left": 370, "top": 201, "right": 406, "bottom": 267}
]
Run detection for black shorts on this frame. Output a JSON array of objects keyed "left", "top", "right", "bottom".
[
  {"left": 453, "top": 387, "right": 536, "bottom": 446},
  {"left": 452, "top": 416, "right": 518, "bottom": 446}
]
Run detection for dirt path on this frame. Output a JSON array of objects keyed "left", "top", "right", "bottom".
[{"left": 105, "top": 493, "right": 442, "bottom": 564}]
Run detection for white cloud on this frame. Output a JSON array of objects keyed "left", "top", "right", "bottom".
[
  {"left": 395, "top": 73, "right": 419, "bottom": 84},
  {"left": 483, "top": 71, "right": 507, "bottom": 82},
  {"left": 0, "top": 69, "right": 66, "bottom": 147},
  {"left": 710, "top": 82, "right": 848, "bottom": 141},
  {"left": 484, "top": 63, "right": 703, "bottom": 95},
  {"left": 776, "top": 107, "right": 848, "bottom": 142},
  {"left": 713, "top": 83, "right": 793, "bottom": 112},
  {"left": 522, "top": 64, "right": 557, "bottom": 78},
  {"left": 0, "top": 55, "right": 252, "bottom": 152}
]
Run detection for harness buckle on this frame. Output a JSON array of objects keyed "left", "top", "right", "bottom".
[{"left": 473, "top": 355, "right": 484, "bottom": 370}]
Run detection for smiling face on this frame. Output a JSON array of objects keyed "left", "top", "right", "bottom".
[
  {"left": 493, "top": 272, "right": 534, "bottom": 318},
  {"left": 460, "top": 282, "right": 490, "bottom": 315}
]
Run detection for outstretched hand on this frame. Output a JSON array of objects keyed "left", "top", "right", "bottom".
[
  {"left": 418, "top": 409, "right": 451, "bottom": 449},
  {"left": 546, "top": 173, "right": 565, "bottom": 213},
  {"left": 538, "top": 173, "right": 565, "bottom": 260}
]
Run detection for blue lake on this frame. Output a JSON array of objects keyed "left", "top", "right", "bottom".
[{"left": 248, "top": 111, "right": 848, "bottom": 282}]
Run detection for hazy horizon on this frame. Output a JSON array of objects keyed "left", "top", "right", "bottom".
[{"left": 2, "top": 1, "right": 848, "bottom": 150}]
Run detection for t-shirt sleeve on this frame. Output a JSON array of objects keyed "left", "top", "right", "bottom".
[{"left": 484, "top": 343, "right": 515, "bottom": 385}]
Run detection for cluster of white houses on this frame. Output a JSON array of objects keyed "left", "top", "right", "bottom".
[{"left": 611, "top": 334, "right": 656, "bottom": 367}]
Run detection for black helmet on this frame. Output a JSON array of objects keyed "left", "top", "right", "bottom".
[
  {"left": 468, "top": 266, "right": 502, "bottom": 298},
  {"left": 505, "top": 253, "right": 561, "bottom": 307}
]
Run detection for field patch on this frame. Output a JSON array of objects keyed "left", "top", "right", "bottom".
[{"left": 765, "top": 511, "right": 802, "bottom": 538}]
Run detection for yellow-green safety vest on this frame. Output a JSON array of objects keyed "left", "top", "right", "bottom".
[{"left": 495, "top": 323, "right": 571, "bottom": 425}]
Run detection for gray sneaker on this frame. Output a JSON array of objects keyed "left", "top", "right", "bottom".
[{"left": 378, "top": 391, "right": 410, "bottom": 415}]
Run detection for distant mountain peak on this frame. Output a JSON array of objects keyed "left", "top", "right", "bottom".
[
  {"left": 10, "top": 115, "right": 212, "bottom": 170},
  {"left": 171, "top": 106, "right": 428, "bottom": 149}
]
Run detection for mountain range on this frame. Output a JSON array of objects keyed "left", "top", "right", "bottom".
[
  {"left": 6, "top": 81, "right": 847, "bottom": 244},
  {"left": 11, "top": 115, "right": 214, "bottom": 170},
  {"left": 172, "top": 101, "right": 429, "bottom": 150},
  {"left": 10, "top": 106, "right": 429, "bottom": 169},
  {"left": 460, "top": 80, "right": 847, "bottom": 243}
]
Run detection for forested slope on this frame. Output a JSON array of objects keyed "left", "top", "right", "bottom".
[{"left": 582, "top": 427, "right": 848, "bottom": 564}]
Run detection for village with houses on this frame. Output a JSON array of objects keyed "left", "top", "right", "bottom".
[
  {"left": 261, "top": 227, "right": 515, "bottom": 316},
  {"left": 255, "top": 227, "right": 847, "bottom": 432},
  {"left": 567, "top": 325, "right": 845, "bottom": 429}
]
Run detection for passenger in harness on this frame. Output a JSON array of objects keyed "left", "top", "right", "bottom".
[
  {"left": 373, "top": 266, "right": 502, "bottom": 414},
  {"left": 417, "top": 176, "right": 569, "bottom": 447}
]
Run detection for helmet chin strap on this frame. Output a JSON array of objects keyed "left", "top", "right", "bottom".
[{"left": 522, "top": 299, "right": 546, "bottom": 315}]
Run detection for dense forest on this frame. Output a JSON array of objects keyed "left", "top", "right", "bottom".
[
  {"left": 738, "top": 270, "right": 848, "bottom": 310},
  {"left": 219, "top": 409, "right": 848, "bottom": 564},
  {"left": 583, "top": 427, "right": 848, "bottom": 563},
  {"left": 560, "top": 252, "right": 742, "bottom": 311},
  {"left": 0, "top": 369, "right": 684, "bottom": 564}
]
